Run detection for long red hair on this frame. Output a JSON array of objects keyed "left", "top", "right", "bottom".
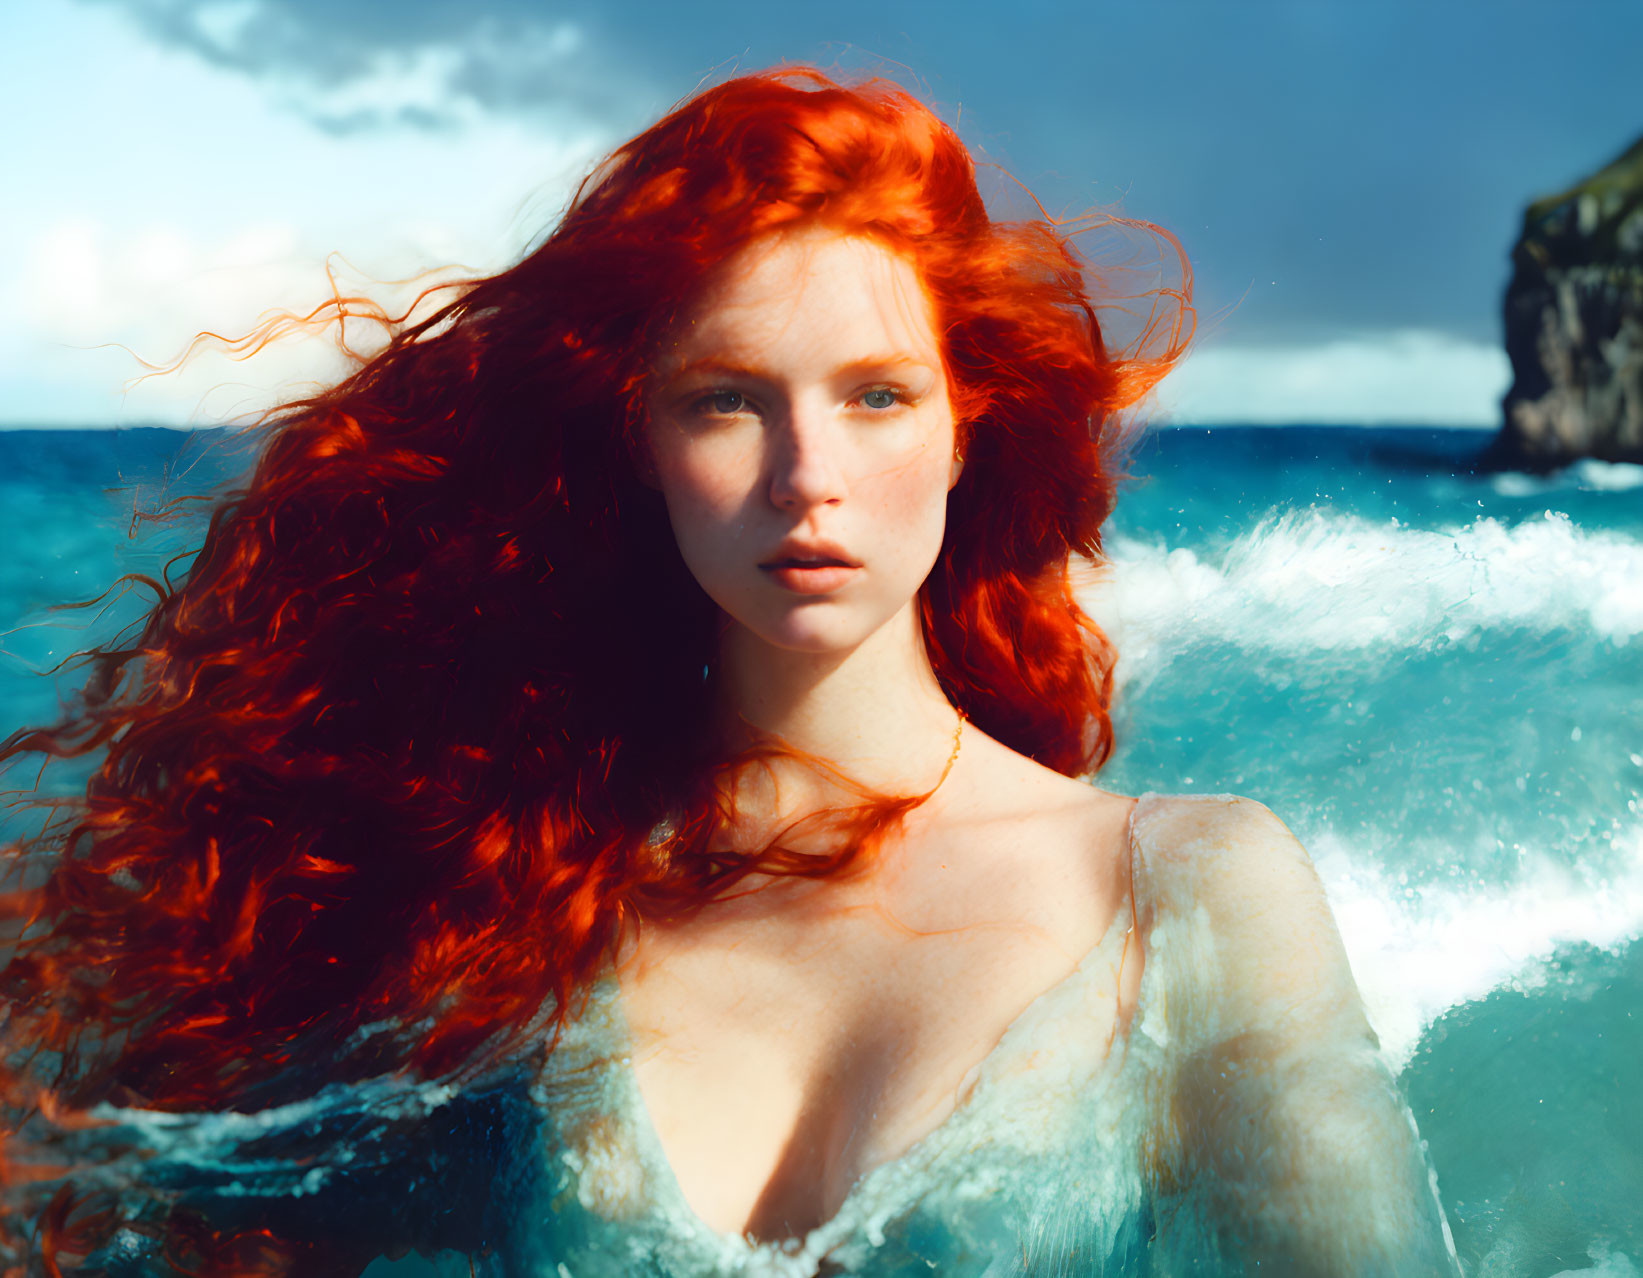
[{"left": 0, "top": 66, "right": 1190, "bottom": 1273}]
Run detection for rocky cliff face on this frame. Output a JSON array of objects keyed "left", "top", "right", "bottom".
[{"left": 1490, "top": 135, "right": 1643, "bottom": 470}]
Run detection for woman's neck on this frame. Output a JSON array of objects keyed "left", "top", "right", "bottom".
[{"left": 715, "top": 601, "right": 960, "bottom": 806}]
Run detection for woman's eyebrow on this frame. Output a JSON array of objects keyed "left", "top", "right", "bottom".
[
  {"left": 832, "top": 355, "right": 940, "bottom": 380},
  {"left": 659, "top": 357, "right": 768, "bottom": 386},
  {"left": 668, "top": 354, "right": 934, "bottom": 377}
]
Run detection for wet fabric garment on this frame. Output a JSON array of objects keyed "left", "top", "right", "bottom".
[
  {"left": 63, "top": 794, "right": 1458, "bottom": 1277},
  {"left": 525, "top": 880, "right": 1152, "bottom": 1277}
]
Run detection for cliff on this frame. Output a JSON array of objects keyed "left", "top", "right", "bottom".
[{"left": 1488, "top": 134, "right": 1643, "bottom": 470}]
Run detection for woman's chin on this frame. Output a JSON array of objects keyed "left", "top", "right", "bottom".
[
  {"left": 729, "top": 610, "right": 882, "bottom": 660},
  {"left": 761, "top": 625, "right": 869, "bottom": 657}
]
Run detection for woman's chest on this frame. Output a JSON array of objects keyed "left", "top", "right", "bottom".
[
  {"left": 526, "top": 943, "right": 1155, "bottom": 1277},
  {"left": 607, "top": 875, "right": 1132, "bottom": 1242}
]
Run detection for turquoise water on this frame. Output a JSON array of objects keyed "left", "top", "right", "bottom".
[
  {"left": 1088, "top": 427, "right": 1643, "bottom": 1277},
  {"left": 2, "top": 425, "right": 1639, "bottom": 1276}
]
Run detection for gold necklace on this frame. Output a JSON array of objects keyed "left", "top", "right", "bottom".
[{"left": 934, "top": 707, "right": 965, "bottom": 792}]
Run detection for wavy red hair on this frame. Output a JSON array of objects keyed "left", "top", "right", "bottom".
[{"left": 0, "top": 66, "right": 1190, "bottom": 1273}]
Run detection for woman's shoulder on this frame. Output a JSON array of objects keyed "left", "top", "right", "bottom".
[
  {"left": 1127, "top": 791, "right": 1315, "bottom": 888},
  {"left": 1126, "top": 792, "right": 1333, "bottom": 936},
  {"left": 1126, "top": 792, "right": 1363, "bottom": 1038}
]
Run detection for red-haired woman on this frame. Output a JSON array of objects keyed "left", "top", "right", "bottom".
[{"left": 1, "top": 68, "right": 1457, "bottom": 1276}]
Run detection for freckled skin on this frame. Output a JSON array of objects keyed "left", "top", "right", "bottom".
[
  {"left": 644, "top": 230, "right": 962, "bottom": 659},
  {"left": 625, "top": 227, "right": 1142, "bottom": 1242}
]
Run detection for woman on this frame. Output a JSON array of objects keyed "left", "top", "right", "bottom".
[{"left": 0, "top": 68, "right": 1456, "bottom": 1275}]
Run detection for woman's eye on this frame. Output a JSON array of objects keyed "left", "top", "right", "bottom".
[
  {"left": 694, "top": 390, "right": 747, "bottom": 416},
  {"left": 861, "top": 388, "right": 900, "bottom": 410}
]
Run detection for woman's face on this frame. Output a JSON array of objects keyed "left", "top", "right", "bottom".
[{"left": 645, "top": 228, "right": 962, "bottom": 657}]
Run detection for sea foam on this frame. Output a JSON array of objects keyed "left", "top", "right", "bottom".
[
  {"left": 1078, "top": 506, "right": 1643, "bottom": 1069},
  {"left": 1080, "top": 509, "right": 1643, "bottom": 680},
  {"left": 1312, "top": 819, "right": 1643, "bottom": 1070}
]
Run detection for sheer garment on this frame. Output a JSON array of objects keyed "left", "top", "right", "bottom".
[{"left": 65, "top": 794, "right": 1458, "bottom": 1277}]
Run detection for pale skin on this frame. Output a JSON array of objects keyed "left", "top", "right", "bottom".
[
  {"left": 624, "top": 227, "right": 1140, "bottom": 1240},
  {"left": 617, "top": 228, "right": 1455, "bottom": 1272}
]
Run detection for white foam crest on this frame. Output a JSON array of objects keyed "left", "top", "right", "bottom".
[
  {"left": 1549, "top": 1248, "right": 1641, "bottom": 1278},
  {"left": 1491, "top": 459, "right": 1643, "bottom": 496},
  {"left": 1310, "top": 820, "right": 1643, "bottom": 1072},
  {"left": 1570, "top": 459, "right": 1643, "bottom": 492},
  {"left": 76, "top": 1074, "right": 463, "bottom": 1196},
  {"left": 1083, "top": 509, "right": 1643, "bottom": 671}
]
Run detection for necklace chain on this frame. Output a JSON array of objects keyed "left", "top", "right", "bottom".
[{"left": 934, "top": 707, "right": 965, "bottom": 792}]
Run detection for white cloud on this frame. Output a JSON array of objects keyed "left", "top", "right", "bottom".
[
  {"left": 91, "top": 0, "right": 634, "bottom": 134},
  {"left": 1150, "top": 329, "right": 1512, "bottom": 426},
  {"left": 190, "top": 0, "right": 261, "bottom": 55},
  {"left": 2, "top": 2, "right": 615, "bottom": 427},
  {"left": 17, "top": 217, "right": 358, "bottom": 425},
  {"left": 280, "top": 42, "right": 474, "bottom": 127}
]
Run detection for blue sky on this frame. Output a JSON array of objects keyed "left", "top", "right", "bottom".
[{"left": 7, "top": 0, "right": 1640, "bottom": 427}]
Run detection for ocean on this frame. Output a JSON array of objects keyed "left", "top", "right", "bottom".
[{"left": 2, "top": 424, "right": 1639, "bottom": 1276}]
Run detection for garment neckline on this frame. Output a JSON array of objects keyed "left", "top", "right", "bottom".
[{"left": 596, "top": 790, "right": 1160, "bottom": 1259}]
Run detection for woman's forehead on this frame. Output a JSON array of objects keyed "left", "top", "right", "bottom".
[{"left": 657, "top": 229, "right": 941, "bottom": 373}]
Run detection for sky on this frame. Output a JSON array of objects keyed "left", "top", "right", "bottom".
[{"left": 6, "top": 0, "right": 1641, "bottom": 428}]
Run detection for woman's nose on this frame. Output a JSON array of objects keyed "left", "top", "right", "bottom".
[{"left": 767, "top": 412, "right": 846, "bottom": 511}]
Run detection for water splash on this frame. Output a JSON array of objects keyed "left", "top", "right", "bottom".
[
  {"left": 1085, "top": 509, "right": 1643, "bottom": 678},
  {"left": 1311, "top": 819, "right": 1643, "bottom": 1069}
]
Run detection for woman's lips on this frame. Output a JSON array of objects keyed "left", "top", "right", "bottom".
[{"left": 760, "top": 560, "right": 859, "bottom": 594}]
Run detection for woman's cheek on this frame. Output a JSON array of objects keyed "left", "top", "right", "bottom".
[
  {"left": 881, "top": 449, "right": 952, "bottom": 530},
  {"left": 662, "top": 445, "right": 743, "bottom": 527}
]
